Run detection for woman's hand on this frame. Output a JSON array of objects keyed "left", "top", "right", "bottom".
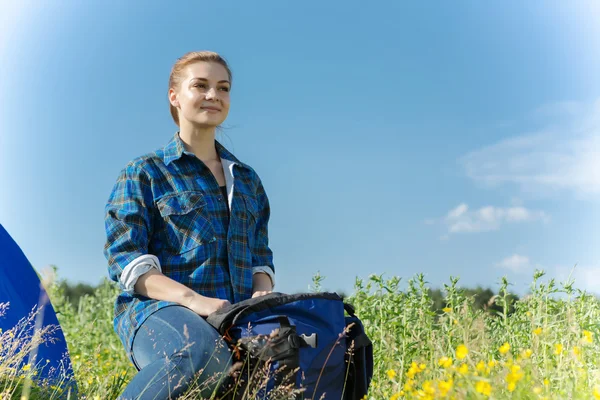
[{"left": 184, "top": 293, "right": 231, "bottom": 316}]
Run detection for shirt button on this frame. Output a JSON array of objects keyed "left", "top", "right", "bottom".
[{"left": 217, "top": 197, "right": 222, "bottom": 201}]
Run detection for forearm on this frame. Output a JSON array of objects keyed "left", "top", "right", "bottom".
[
  {"left": 134, "top": 268, "right": 198, "bottom": 307},
  {"left": 252, "top": 272, "right": 273, "bottom": 293}
]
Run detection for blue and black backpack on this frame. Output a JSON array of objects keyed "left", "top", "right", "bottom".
[{"left": 207, "top": 292, "right": 373, "bottom": 400}]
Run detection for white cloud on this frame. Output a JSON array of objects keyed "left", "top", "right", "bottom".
[
  {"left": 440, "top": 203, "right": 549, "bottom": 234},
  {"left": 447, "top": 203, "right": 468, "bottom": 219},
  {"left": 496, "top": 254, "right": 532, "bottom": 273},
  {"left": 460, "top": 99, "right": 600, "bottom": 197}
]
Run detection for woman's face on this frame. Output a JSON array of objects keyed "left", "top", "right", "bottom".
[{"left": 169, "top": 61, "right": 231, "bottom": 128}]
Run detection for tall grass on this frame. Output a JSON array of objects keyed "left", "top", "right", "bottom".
[
  {"left": 1, "top": 269, "right": 600, "bottom": 399},
  {"left": 347, "top": 271, "right": 600, "bottom": 399}
]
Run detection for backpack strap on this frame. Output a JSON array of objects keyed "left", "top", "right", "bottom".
[
  {"left": 206, "top": 292, "right": 344, "bottom": 334},
  {"left": 344, "top": 302, "right": 356, "bottom": 316}
]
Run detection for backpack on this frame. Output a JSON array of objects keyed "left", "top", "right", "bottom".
[{"left": 206, "top": 292, "right": 373, "bottom": 400}]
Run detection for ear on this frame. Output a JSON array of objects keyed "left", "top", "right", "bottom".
[{"left": 168, "top": 88, "right": 180, "bottom": 107}]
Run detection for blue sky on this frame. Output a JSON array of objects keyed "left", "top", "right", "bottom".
[{"left": 1, "top": 1, "right": 599, "bottom": 297}]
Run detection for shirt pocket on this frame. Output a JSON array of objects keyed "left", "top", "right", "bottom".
[{"left": 156, "top": 191, "right": 216, "bottom": 255}]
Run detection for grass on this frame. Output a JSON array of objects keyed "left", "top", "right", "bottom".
[{"left": 1, "top": 269, "right": 600, "bottom": 399}]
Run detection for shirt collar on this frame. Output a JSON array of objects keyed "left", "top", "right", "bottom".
[{"left": 163, "top": 132, "right": 250, "bottom": 170}]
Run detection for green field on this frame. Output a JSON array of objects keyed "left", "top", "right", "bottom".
[{"left": 2, "top": 270, "right": 600, "bottom": 399}]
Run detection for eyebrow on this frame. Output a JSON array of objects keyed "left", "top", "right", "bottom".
[{"left": 190, "top": 77, "right": 230, "bottom": 84}]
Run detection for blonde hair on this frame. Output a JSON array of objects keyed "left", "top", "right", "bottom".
[{"left": 168, "top": 51, "right": 232, "bottom": 126}]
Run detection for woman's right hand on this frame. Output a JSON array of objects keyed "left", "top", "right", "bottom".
[{"left": 184, "top": 293, "right": 231, "bottom": 317}]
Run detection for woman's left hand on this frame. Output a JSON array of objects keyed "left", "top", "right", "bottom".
[{"left": 252, "top": 290, "right": 272, "bottom": 298}]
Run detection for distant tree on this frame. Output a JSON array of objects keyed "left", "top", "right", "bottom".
[
  {"left": 427, "top": 286, "right": 520, "bottom": 317},
  {"left": 56, "top": 281, "right": 97, "bottom": 308}
]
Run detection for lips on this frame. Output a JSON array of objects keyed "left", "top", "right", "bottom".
[{"left": 201, "top": 106, "right": 221, "bottom": 111}]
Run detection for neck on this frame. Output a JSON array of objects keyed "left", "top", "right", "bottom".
[{"left": 178, "top": 121, "right": 219, "bottom": 162}]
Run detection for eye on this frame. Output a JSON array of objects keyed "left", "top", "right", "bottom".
[
  {"left": 219, "top": 87, "right": 230, "bottom": 92},
  {"left": 193, "top": 83, "right": 207, "bottom": 88}
]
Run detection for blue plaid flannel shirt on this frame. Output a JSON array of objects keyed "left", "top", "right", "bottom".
[{"left": 103, "top": 133, "right": 275, "bottom": 358}]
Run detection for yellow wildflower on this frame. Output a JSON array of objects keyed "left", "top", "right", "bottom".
[
  {"left": 573, "top": 346, "right": 581, "bottom": 357},
  {"left": 506, "top": 364, "right": 524, "bottom": 391},
  {"left": 476, "top": 360, "right": 486, "bottom": 372},
  {"left": 387, "top": 369, "right": 396, "bottom": 380},
  {"left": 443, "top": 307, "right": 452, "bottom": 313},
  {"left": 499, "top": 342, "right": 510, "bottom": 355},
  {"left": 406, "top": 362, "right": 421, "bottom": 378},
  {"left": 475, "top": 380, "right": 491, "bottom": 396},
  {"left": 521, "top": 348, "right": 532, "bottom": 359},
  {"left": 438, "top": 378, "right": 453, "bottom": 395},
  {"left": 458, "top": 363, "right": 468, "bottom": 375},
  {"left": 438, "top": 356, "right": 453, "bottom": 368},
  {"left": 533, "top": 327, "right": 542, "bottom": 335},
  {"left": 533, "top": 386, "right": 542, "bottom": 394},
  {"left": 456, "top": 344, "right": 468, "bottom": 360},
  {"left": 418, "top": 363, "right": 426, "bottom": 371},
  {"left": 544, "top": 378, "right": 549, "bottom": 386},
  {"left": 390, "top": 393, "right": 400, "bottom": 400},
  {"left": 593, "top": 386, "right": 600, "bottom": 399},
  {"left": 526, "top": 311, "right": 532, "bottom": 317},
  {"left": 404, "top": 379, "right": 415, "bottom": 391},
  {"left": 583, "top": 330, "right": 593, "bottom": 344},
  {"left": 423, "top": 380, "right": 435, "bottom": 395},
  {"left": 21, "top": 364, "right": 31, "bottom": 372},
  {"left": 488, "top": 359, "right": 497, "bottom": 368},
  {"left": 554, "top": 343, "right": 563, "bottom": 355}
]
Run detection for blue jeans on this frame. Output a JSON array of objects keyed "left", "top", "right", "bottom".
[{"left": 119, "top": 306, "right": 233, "bottom": 400}]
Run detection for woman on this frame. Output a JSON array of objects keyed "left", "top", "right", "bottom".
[{"left": 104, "top": 51, "right": 276, "bottom": 399}]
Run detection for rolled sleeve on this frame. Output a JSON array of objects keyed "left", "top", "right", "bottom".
[
  {"left": 103, "top": 163, "right": 155, "bottom": 285},
  {"left": 120, "top": 254, "right": 162, "bottom": 294},
  {"left": 252, "top": 178, "right": 275, "bottom": 278}
]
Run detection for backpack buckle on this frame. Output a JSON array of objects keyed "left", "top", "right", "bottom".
[{"left": 299, "top": 333, "right": 318, "bottom": 348}]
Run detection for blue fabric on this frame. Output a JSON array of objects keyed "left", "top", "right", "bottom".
[
  {"left": 0, "top": 224, "right": 77, "bottom": 396},
  {"left": 231, "top": 297, "right": 347, "bottom": 399},
  {"left": 104, "top": 132, "right": 275, "bottom": 361},
  {"left": 119, "top": 305, "right": 232, "bottom": 400}
]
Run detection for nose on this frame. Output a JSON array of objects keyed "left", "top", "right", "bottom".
[{"left": 205, "top": 87, "right": 218, "bottom": 100}]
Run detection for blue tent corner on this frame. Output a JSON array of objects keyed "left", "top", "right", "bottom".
[{"left": 0, "top": 223, "right": 78, "bottom": 397}]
